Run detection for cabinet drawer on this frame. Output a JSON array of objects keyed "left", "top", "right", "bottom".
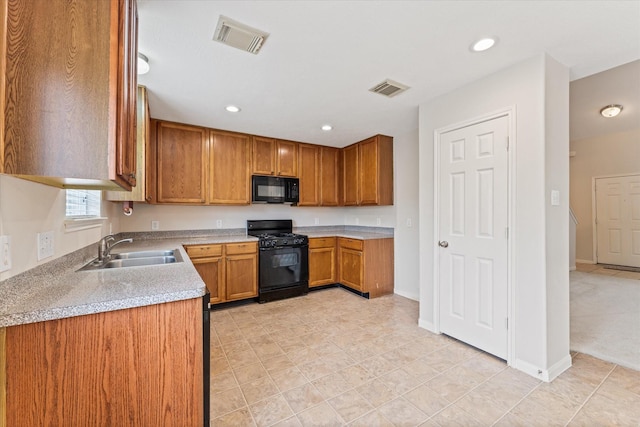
[
  {"left": 185, "top": 244, "right": 223, "bottom": 258},
  {"left": 339, "top": 238, "right": 363, "bottom": 251},
  {"left": 309, "top": 237, "right": 336, "bottom": 249},
  {"left": 226, "top": 242, "right": 257, "bottom": 255}
]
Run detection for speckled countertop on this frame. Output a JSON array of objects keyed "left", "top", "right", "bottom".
[{"left": 0, "top": 226, "right": 392, "bottom": 328}]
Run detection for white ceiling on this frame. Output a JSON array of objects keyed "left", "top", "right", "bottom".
[{"left": 137, "top": 0, "right": 640, "bottom": 148}]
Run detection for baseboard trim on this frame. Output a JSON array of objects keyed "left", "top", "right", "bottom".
[
  {"left": 418, "top": 318, "right": 437, "bottom": 333},
  {"left": 394, "top": 289, "right": 419, "bottom": 301},
  {"left": 576, "top": 258, "right": 596, "bottom": 264},
  {"left": 514, "top": 354, "right": 572, "bottom": 382}
]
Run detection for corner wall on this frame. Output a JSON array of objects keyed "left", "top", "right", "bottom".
[
  {"left": 0, "top": 175, "right": 119, "bottom": 281},
  {"left": 418, "top": 54, "right": 570, "bottom": 380}
]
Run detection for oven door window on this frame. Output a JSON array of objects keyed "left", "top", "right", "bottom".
[{"left": 260, "top": 247, "right": 308, "bottom": 291}]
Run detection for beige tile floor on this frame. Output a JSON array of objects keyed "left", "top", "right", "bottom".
[{"left": 210, "top": 287, "right": 640, "bottom": 426}]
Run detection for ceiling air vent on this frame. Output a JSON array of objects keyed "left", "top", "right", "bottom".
[
  {"left": 213, "top": 15, "right": 269, "bottom": 54},
  {"left": 369, "top": 79, "right": 410, "bottom": 98}
]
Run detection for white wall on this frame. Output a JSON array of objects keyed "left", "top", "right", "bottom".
[
  {"left": 418, "top": 54, "right": 570, "bottom": 381},
  {"left": 569, "top": 129, "right": 640, "bottom": 262},
  {"left": 0, "top": 175, "right": 119, "bottom": 281}
]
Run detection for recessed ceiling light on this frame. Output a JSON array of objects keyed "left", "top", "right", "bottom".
[
  {"left": 321, "top": 124, "right": 332, "bottom": 131},
  {"left": 225, "top": 105, "right": 241, "bottom": 113},
  {"left": 600, "top": 104, "right": 623, "bottom": 118},
  {"left": 471, "top": 37, "right": 497, "bottom": 52},
  {"left": 137, "top": 53, "right": 150, "bottom": 75}
]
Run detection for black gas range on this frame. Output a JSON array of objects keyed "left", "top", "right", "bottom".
[{"left": 247, "top": 220, "right": 309, "bottom": 303}]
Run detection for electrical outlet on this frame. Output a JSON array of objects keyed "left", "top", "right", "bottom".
[
  {"left": 314, "top": 218, "right": 319, "bottom": 225},
  {"left": 376, "top": 218, "right": 382, "bottom": 226},
  {"left": 216, "top": 220, "right": 223, "bottom": 229},
  {"left": 0, "top": 235, "right": 11, "bottom": 272},
  {"left": 406, "top": 218, "right": 412, "bottom": 228},
  {"left": 37, "top": 231, "right": 54, "bottom": 261},
  {"left": 355, "top": 217, "right": 359, "bottom": 225},
  {"left": 151, "top": 220, "right": 159, "bottom": 230}
]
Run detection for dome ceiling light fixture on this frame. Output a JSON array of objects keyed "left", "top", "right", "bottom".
[
  {"left": 137, "top": 53, "right": 149, "bottom": 75},
  {"left": 321, "top": 124, "right": 333, "bottom": 131},
  {"left": 470, "top": 37, "right": 497, "bottom": 52},
  {"left": 600, "top": 104, "right": 623, "bottom": 118},
  {"left": 225, "top": 105, "right": 241, "bottom": 113}
]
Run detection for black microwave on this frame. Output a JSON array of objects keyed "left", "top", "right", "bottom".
[{"left": 252, "top": 175, "right": 299, "bottom": 204}]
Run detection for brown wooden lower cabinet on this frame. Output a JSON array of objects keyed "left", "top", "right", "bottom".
[
  {"left": 2, "top": 298, "right": 204, "bottom": 427},
  {"left": 309, "top": 237, "right": 337, "bottom": 287},
  {"left": 186, "top": 242, "right": 258, "bottom": 304},
  {"left": 337, "top": 237, "right": 394, "bottom": 298}
]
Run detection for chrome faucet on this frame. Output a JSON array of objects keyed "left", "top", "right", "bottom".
[{"left": 97, "top": 235, "right": 133, "bottom": 262}]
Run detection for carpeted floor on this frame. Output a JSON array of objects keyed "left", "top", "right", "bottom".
[{"left": 570, "top": 268, "right": 640, "bottom": 371}]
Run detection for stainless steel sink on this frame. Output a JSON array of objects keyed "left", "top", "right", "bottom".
[
  {"left": 112, "top": 250, "right": 177, "bottom": 259},
  {"left": 102, "top": 256, "right": 178, "bottom": 268},
  {"left": 78, "top": 249, "right": 183, "bottom": 271}
]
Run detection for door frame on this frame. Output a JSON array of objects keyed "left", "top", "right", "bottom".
[
  {"left": 591, "top": 172, "right": 640, "bottom": 264},
  {"left": 432, "top": 107, "right": 516, "bottom": 365}
]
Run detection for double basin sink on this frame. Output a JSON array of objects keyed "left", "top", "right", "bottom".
[{"left": 78, "top": 249, "right": 183, "bottom": 271}]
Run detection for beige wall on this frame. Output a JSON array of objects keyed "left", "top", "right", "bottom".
[
  {"left": 0, "top": 175, "right": 119, "bottom": 281},
  {"left": 569, "top": 128, "right": 640, "bottom": 262}
]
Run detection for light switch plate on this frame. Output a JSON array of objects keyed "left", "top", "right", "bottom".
[
  {"left": 37, "top": 231, "right": 54, "bottom": 261},
  {"left": 551, "top": 190, "right": 560, "bottom": 206},
  {"left": 151, "top": 220, "right": 160, "bottom": 230},
  {"left": 216, "top": 220, "right": 223, "bottom": 229}
]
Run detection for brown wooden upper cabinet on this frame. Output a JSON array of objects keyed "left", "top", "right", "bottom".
[
  {"left": 0, "top": 0, "right": 138, "bottom": 191},
  {"left": 251, "top": 137, "right": 298, "bottom": 177},
  {"left": 298, "top": 144, "right": 320, "bottom": 206},
  {"left": 106, "top": 85, "right": 150, "bottom": 202},
  {"left": 343, "top": 135, "right": 393, "bottom": 206},
  {"left": 210, "top": 131, "right": 251, "bottom": 204},
  {"left": 151, "top": 120, "right": 209, "bottom": 204},
  {"left": 298, "top": 144, "right": 341, "bottom": 207},
  {"left": 148, "top": 121, "right": 251, "bottom": 205},
  {"left": 320, "top": 146, "right": 341, "bottom": 206}
]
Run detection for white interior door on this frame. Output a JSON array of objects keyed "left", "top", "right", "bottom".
[
  {"left": 438, "top": 115, "right": 509, "bottom": 360},
  {"left": 595, "top": 174, "right": 640, "bottom": 268}
]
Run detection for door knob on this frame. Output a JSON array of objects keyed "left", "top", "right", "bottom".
[{"left": 438, "top": 241, "right": 449, "bottom": 248}]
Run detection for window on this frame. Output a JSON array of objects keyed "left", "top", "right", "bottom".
[{"left": 65, "top": 189, "right": 101, "bottom": 218}]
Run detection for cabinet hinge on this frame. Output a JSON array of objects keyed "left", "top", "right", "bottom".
[
  {"left": 505, "top": 317, "right": 509, "bottom": 329},
  {"left": 506, "top": 137, "right": 509, "bottom": 151},
  {"left": 505, "top": 227, "right": 509, "bottom": 239}
]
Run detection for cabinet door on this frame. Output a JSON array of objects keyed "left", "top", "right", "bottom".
[
  {"left": 155, "top": 122, "right": 208, "bottom": 204},
  {"left": 252, "top": 136, "right": 276, "bottom": 175},
  {"left": 276, "top": 140, "right": 298, "bottom": 177},
  {"left": 320, "top": 146, "right": 340, "bottom": 206},
  {"left": 359, "top": 137, "right": 379, "bottom": 205},
  {"left": 210, "top": 131, "right": 251, "bottom": 204},
  {"left": 298, "top": 144, "right": 319, "bottom": 206},
  {"left": 342, "top": 144, "right": 359, "bottom": 206},
  {"left": 106, "top": 85, "right": 148, "bottom": 202},
  {"left": 225, "top": 254, "right": 258, "bottom": 301},
  {"left": 192, "top": 257, "right": 224, "bottom": 304},
  {"left": 339, "top": 246, "right": 363, "bottom": 291},
  {"left": 115, "top": 0, "right": 138, "bottom": 188},
  {"left": 1, "top": 0, "right": 137, "bottom": 190},
  {"left": 309, "top": 246, "right": 336, "bottom": 287}
]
